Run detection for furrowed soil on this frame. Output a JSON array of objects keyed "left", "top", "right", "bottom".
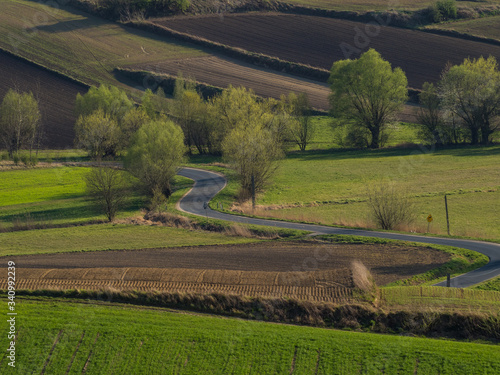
[
  {"left": 154, "top": 13, "right": 500, "bottom": 89},
  {"left": 0, "top": 50, "right": 87, "bottom": 148},
  {"left": 0, "top": 241, "right": 450, "bottom": 302}
]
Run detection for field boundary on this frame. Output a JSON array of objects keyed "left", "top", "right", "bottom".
[
  {"left": 0, "top": 47, "right": 89, "bottom": 90},
  {"left": 419, "top": 27, "right": 500, "bottom": 47}
]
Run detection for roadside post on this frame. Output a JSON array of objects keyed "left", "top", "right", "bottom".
[
  {"left": 444, "top": 195, "right": 450, "bottom": 235},
  {"left": 427, "top": 214, "right": 433, "bottom": 233},
  {"left": 203, "top": 201, "right": 208, "bottom": 218}
]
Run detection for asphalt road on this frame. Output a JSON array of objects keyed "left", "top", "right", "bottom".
[{"left": 178, "top": 167, "right": 500, "bottom": 288}]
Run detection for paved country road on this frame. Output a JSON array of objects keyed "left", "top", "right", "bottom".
[{"left": 178, "top": 168, "right": 500, "bottom": 288}]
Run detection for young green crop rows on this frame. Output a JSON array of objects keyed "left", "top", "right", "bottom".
[{"left": 1, "top": 299, "right": 499, "bottom": 374}]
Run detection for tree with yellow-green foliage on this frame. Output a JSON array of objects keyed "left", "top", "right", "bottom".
[{"left": 329, "top": 49, "right": 408, "bottom": 149}]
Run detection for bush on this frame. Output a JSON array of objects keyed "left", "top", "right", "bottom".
[
  {"left": 430, "top": 0, "right": 458, "bottom": 22},
  {"left": 367, "top": 182, "right": 416, "bottom": 230}
]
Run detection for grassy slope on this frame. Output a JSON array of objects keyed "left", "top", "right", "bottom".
[
  {"left": 0, "top": 166, "right": 146, "bottom": 227},
  {"left": 1, "top": 298, "right": 499, "bottom": 374},
  {"left": 426, "top": 15, "right": 500, "bottom": 41},
  {"left": 207, "top": 145, "right": 500, "bottom": 240},
  {"left": 0, "top": 0, "right": 205, "bottom": 87},
  {"left": 281, "top": 0, "right": 496, "bottom": 11},
  {"left": 473, "top": 277, "right": 500, "bottom": 292},
  {"left": 0, "top": 224, "right": 256, "bottom": 256}
]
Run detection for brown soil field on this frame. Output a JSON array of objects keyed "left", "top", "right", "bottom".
[
  {"left": 129, "top": 55, "right": 418, "bottom": 121},
  {"left": 0, "top": 241, "right": 450, "bottom": 301},
  {"left": 129, "top": 55, "right": 331, "bottom": 109},
  {"left": 0, "top": 50, "right": 87, "bottom": 148},
  {"left": 155, "top": 13, "right": 500, "bottom": 89}
]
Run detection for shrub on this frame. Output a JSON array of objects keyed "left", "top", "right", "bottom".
[
  {"left": 430, "top": 0, "right": 458, "bottom": 22},
  {"left": 367, "top": 182, "right": 416, "bottom": 230}
]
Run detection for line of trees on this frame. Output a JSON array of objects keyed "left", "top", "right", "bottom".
[{"left": 329, "top": 49, "right": 499, "bottom": 148}]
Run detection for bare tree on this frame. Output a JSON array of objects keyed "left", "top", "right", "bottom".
[
  {"left": 85, "top": 166, "right": 128, "bottom": 222},
  {"left": 287, "top": 93, "right": 314, "bottom": 151}
]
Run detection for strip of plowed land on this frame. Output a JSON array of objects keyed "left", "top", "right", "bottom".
[
  {"left": 0, "top": 242, "right": 450, "bottom": 301},
  {"left": 129, "top": 55, "right": 418, "bottom": 120},
  {"left": 129, "top": 55, "right": 332, "bottom": 109},
  {"left": 155, "top": 12, "right": 500, "bottom": 89},
  {"left": 0, "top": 50, "right": 87, "bottom": 148}
]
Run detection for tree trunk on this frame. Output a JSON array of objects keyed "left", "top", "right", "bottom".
[{"left": 369, "top": 126, "right": 380, "bottom": 149}]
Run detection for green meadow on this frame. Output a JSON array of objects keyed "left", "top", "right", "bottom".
[
  {"left": 208, "top": 145, "right": 500, "bottom": 240},
  {"left": 0, "top": 298, "right": 498, "bottom": 374}
]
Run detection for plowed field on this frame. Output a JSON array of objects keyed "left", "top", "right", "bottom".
[
  {"left": 130, "top": 55, "right": 332, "bottom": 110},
  {"left": 155, "top": 13, "right": 500, "bottom": 89},
  {"left": 0, "top": 50, "right": 87, "bottom": 148},
  {"left": 1, "top": 241, "right": 450, "bottom": 301}
]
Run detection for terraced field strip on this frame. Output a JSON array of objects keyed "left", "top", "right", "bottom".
[
  {"left": 130, "top": 55, "right": 332, "bottom": 110},
  {"left": 381, "top": 286, "right": 500, "bottom": 312},
  {"left": 0, "top": 267, "right": 354, "bottom": 302},
  {"left": 156, "top": 13, "right": 500, "bottom": 89}
]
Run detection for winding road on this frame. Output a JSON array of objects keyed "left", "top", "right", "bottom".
[{"left": 178, "top": 168, "right": 500, "bottom": 288}]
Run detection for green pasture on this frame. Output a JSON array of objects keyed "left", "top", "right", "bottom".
[
  {"left": 0, "top": 166, "right": 145, "bottom": 227},
  {"left": 473, "top": 277, "right": 500, "bottom": 292},
  {"left": 0, "top": 224, "right": 256, "bottom": 256},
  {"left": 206, "top": 145, "right": 499, "bottom": 240},
  {"left": 282, "top": 0, "right": 496, "bottom": 11},
  {"left": 381, "top": 286, "right": 500, "bottom": 313},
  {"left": 0, "top": 298, "right": 498, "bottom": 374},
  {"left": 0, "top": 0, "right": 205, "bottom": 87},
  {"left": 426, "top": 15, "right": 500, "bottom": 41}
]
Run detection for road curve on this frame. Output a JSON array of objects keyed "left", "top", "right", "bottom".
[{"left": 178, "top": 168, "right": 500, "bottom": 288}]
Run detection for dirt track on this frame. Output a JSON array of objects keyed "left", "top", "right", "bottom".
[
  {"left": 0, "top": 50, "right": 87, "bottom": 148},
  {"left": 157, "top": 13, "right": 500, "bottom": 89}
]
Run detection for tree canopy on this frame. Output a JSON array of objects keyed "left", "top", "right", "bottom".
[
  {"left": 124, "top": 119, "right": 186, "bottom": 198},
  {"left": 329, "top": 49, "right": 408, "bottom": 148},
  {"left": 0, "top": 89, "right": 41, "bottom": 156},
  {"left": 439, "top": 55, "right": 500, "bottom": 145}
]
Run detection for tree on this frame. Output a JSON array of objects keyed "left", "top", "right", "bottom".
[
  {"left": 119, "top": 107, "right": 150, "bottom": 149},
  {"left": 222, "top": 120, "right": 283, "bottom": 201},
  {"left": 124, "top": 119, "right": 186, "bottom": 199},
  {"left": 329, "top": 49, "right": 408, "bottom": 148},
  {"left": 416, "top": 82, "right": 445, "bottom": 144},
  {"left": 74, "top": 109, "right": 120, "bottom": 159},
  {"left": 367, "top": 181, "right": 415, "bottom": 230},
  {"left": 286, "top": 93, "right": 314, "bottom": 151},
  {"left": 0, "top": 89, "right": 41, "bottom": 156},
  {"left": 85, "top": 166, "right": 128, "bottom": 222},
  {"left": 75, "top": 84, "right": 133, "bottom": 121},
  {"left": 209, "top": 86, "right": 273, "bottom": 154},
  {"left": 439, "top": 56, "right": 500, "bottom": 145}
]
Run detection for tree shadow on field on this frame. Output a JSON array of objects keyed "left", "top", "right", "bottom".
[{"left": 35, "top": 18, "right": 99, "bottom": 34}]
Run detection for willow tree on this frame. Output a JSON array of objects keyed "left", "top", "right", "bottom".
[
  {"left": 0, "top": 89, "right": 41, "bottom": 156},
  {"left": 440, "top": 55, "right": 500, "bottom": 145},
  {"left": 329, "top": 49, "right": 408, "bottom": 148}
]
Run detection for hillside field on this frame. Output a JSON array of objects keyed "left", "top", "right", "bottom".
[
  {"left": 0, "top": 298, "right": 498, "bottom": 374},
  {"left": 204, "top": 145, "right": 500, "bottom": 240},
  {"left": 156, "top": 12, "right": 500, "bottom": 89},
  {"left": 426, "top": 15, "right": 500, "bottom": 41}
]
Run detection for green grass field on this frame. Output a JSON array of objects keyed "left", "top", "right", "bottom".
[
  {"left": 0, "top": 0, "right": 205, "bottom": 87},
  {"left": 381, "top": 286, "right": 500, "bottom": 313},
  {"left": 473, "top": 277, "right": 500, "bottom": 292},
  {"left": 208, "top": 145, "right": 500, "bottom": 240},
  {"left": 0, "top": 166, "right": 146, "bottom": 227},
  {"left": 282, "top": 0, "right": 497, "bottom": 11},
  {"left": 0, "top": 298, "right": 498, "bottom": 374},
  {"left": 426, "top": 15, "right": 500, "bottom": 41},
  {"left": 0, "top": 224, "right": 256, "bottom": 256}
]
